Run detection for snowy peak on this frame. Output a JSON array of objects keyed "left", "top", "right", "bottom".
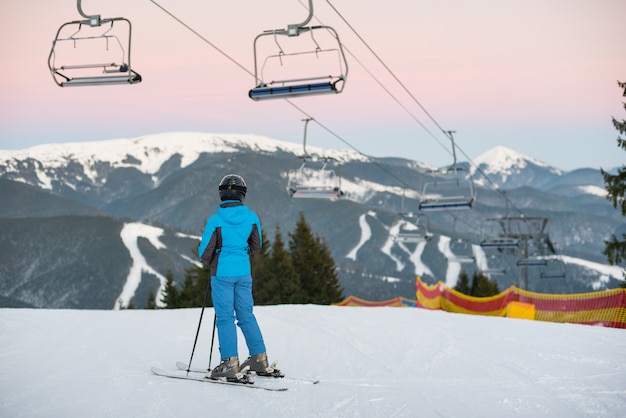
[
  {"left": 471, "top": 145, "right": 563, "bottom": 189},
  {"left": 473, "top": 145, "right": 561, "bottom": 174}
]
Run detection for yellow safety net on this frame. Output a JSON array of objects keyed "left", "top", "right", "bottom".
[{"left": 416, "top": 276, "right": 626, "bottom": 329}]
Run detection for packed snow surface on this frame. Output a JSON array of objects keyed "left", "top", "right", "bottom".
[{"left": 1, "top": 305, "right": 625, "bottom": 417}]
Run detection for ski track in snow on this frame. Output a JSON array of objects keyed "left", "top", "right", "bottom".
[
  {"left": 403, "top": 240, "right": 433, "bottom": 277},
  {"left": 438, "top": 236, "right": 462, "bottom": 287},
  {"left": 380, "top": 235, "right": 405, "bottom": 272},
  {"left": 346, "top": 212, "right": 374, "bottom": 261},
  {"left": 117, "top": 223, "right": 168, "bottom": 309},
  {"left": 344, "top": 211, "right": 623, "bottom": 287}
]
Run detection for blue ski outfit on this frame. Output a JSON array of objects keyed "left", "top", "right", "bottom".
[{"left": 198, "top": 200, "right": 266, "bottom": 360}]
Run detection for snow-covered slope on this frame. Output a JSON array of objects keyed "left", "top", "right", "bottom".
[{"left": 1, "top": 305, "right": 624, "bottom": 417}]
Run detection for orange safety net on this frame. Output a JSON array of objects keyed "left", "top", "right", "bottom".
[
  {"left": 416, "top": 276, "right": 626, "bottom": 329},
  {"left": 335, "top": 295, "right": 416, "bottom": 307}
]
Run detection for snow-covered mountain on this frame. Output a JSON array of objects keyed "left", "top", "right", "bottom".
[
  {"left": 0, "top": 132, "right": 369, "bottom": 192},
  {"left": 1, "top": 132, "right": 623, "bottom": 308},
  {"left": 472, "top": 145, "right": 562, "bottom": 189},
  {"left": 0, "top": 133, "right": 602, "bottom": 202}
]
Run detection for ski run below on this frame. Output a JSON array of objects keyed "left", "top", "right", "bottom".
[{"left": 1, "top": 304, "right": 625, "bottom": 418}]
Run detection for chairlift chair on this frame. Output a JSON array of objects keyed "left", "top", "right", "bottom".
[
  {"left": 446, "top": 238, "right": 475, "bottom": 264},
  {"left": 419, "top": 131, "right": 476, "bottom": 211},
  {"left": 480, "top": 237, "right": 519, "bottom": 249},
  {"left": 516, "top": 257, "right": 548, "bottom": 267},
  {"left": 48, "top": 1, "right": 141, "bottom": 87},
  {"left": 540, "top": 257, "right": 566, "bottom": 279},
  {"left": 249, "top": 0, "right": 348, "bottom": 100},
  {"left": 517, "top": 240, "right": 549, "bottom": 267},
  {"left": 390, "top": 212, "right": 432, "bottom": 243},
  {"left": 286, "top": 118, "right": 343, "bottom": 199},
  {"left": 480, "top": 218, "right": 519, "bottom": 250},
  {"left": 286, "top": 156, "right": 344, "bottom": 199},
  {"left": 389, "top": 189, "right": 432, "bottom": 243},
  {"left": 482, "top": 268, "right": 507, "bottom": 276}
]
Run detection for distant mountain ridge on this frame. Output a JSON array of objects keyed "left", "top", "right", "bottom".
[{"left": 1, "top": 132, "right": 623, "bottom": 308}]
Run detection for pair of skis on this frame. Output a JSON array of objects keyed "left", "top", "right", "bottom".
[{"left": 151, "top": 361, "right": 319, "bottom": 391}]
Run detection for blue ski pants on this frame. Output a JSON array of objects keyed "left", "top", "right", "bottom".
[{"left": 211, "top": 275, "right": 266, "bottom": 360}]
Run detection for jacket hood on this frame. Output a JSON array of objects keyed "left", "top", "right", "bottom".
[{"left": 216, "top": 201, "right": 249, "bottom": 225}]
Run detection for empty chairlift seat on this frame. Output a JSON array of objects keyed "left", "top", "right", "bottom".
[
  {"left": 286, "top": 157, "right": 344, "bottom": 199},
  {"left": 419, "top": 166, "right": 476, "bottom": 211},
  {"left": 390, "top": 213, "right": 432, "bottom": 243},
  {"left": 286, "top": 117, "right": 344, "bottom": 200},
  {"left": 480, "top": 218, "right": 520, "bottom": 251},
  {"left": 48, "top": 2, "right": 141, "bottom": 87},
  {"left": 419, "top": 131, "right": 476, "bottom": 211},
  {"left": 248, "top": 1, "right": 348, "bottom": 101}
]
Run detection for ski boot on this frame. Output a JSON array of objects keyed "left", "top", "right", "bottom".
[
  {"left": 208, "top": 356, "right": 249, "bottom": 383},
  {"left": 241, "top": 352, "right": 284, "bottom": 378}
]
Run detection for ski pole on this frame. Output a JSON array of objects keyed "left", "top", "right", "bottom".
[
  {"left": 185, "top": 277, "right": 212, "bottom": 376},
  {"left": 208, "top": 313, "right": 217, "bottom": 371}
]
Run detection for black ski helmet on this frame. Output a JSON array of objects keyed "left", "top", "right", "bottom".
[{"left": 218, "top": 174, "right": 247, "bottom": 202}]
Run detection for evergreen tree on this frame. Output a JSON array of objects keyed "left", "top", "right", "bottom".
[
  {"left": 273, "top": 226, "right": 304, "bottom": 304},
  {"left": 257, "top": 225, "right": 303, "bottom": 305},
  {"left": 145, "top": 291, "right": 157, "bottom": 309},
  {"left": 601, "top": 80, "right": 626, "bottom": 287},
  {"left": 178, "top": 265, "right": 212, "bottom": 308},
  {"left": 161, "top": 270, "right": 180, "bottom": 308},
  {"left": 454, "top": 271, "right": 500, "bottom": 297},
  {"left": 289, "top": 212, "right": 343, "bottom": 304},
  {"left": 250, "top": 228, "right": 272, "bottom": 304},
  {"left": 470, "top": 272, "right": 500, "bottom": 297},
  {"left": 454, "top": 271, "right": 471, "bottom": 295}
]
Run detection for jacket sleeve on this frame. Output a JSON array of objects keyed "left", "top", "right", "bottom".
[
  {"left": 247, "top": 223, "right": 261, "bottom": 254},
  {"left": 247, "top": 212, "right": 262, "bottom": 254},
  {"left": 200, "top": 228, "right": 221, "bottom": 268},
  {"left": 198, "top": 218, "right": 221, "bottom": 270}
]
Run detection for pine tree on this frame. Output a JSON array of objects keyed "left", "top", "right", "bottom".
[
  {"left": 454, "top": 271, "right": 471, "bottom": 295},
  {"left": 250, "top": 228, "right": 272, "bottom": 304},
  {"left": 145, "top": 291, "right": 157, "bottom": 309},
  {"left": 470, "top": 272, "right": 500, "bottom": 297},
  {"left": 161, "top": 270, "right": 180, "bottom": 308},
  {"left": 601, "top": 80, "right": 626, "bottom": 287},
  {"left": 257, "top": 225, "right": 303, "bottom": 304},
  {"left": 454, "top": 271, "right": 500, "bottom": 297},
  {"left": 179, "top": 265, "right": 212, "bottom": 308},
  {"left": 289, "top": 212, "right": 343, "bottom": 304}
]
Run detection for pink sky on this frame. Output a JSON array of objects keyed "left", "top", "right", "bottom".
[{"left": 0, "top": 0, "right": 624, "bottom": 171}]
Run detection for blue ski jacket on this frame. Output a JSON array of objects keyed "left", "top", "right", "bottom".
[{"left": 198, "top": 200, "right": 262, "bottom": 277}]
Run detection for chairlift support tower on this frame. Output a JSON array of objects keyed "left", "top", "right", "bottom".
[{"left": 497, "top": 216, "right": 564, "bottom": 287}]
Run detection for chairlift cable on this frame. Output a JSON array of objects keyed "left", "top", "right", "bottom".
[
  {"left": 325, "top": 1, "right": 450, "bottom": 142},
  {"left": 149, "top": 0, "right": 564, "bottom": 277},
  {"left": 296, "top": 1, "right": 447, "bottom": 155},
  {"left": 148, "top": 0, "right": 484, "bottom": 223},
  {"left": 325, "top": 0, "right": 536, "bottom": 225},
  {"left": 325, "top": 0, "right": 565, "bottom": 276},
  {"left": 148, "top": 0, "right": 254, "bottom": 78},
  {"left": 148, "top": 0, "right": 414, "bottom": 192},
  {"left": 150, "top": 0, "right": 543, "bottom": 244}
]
